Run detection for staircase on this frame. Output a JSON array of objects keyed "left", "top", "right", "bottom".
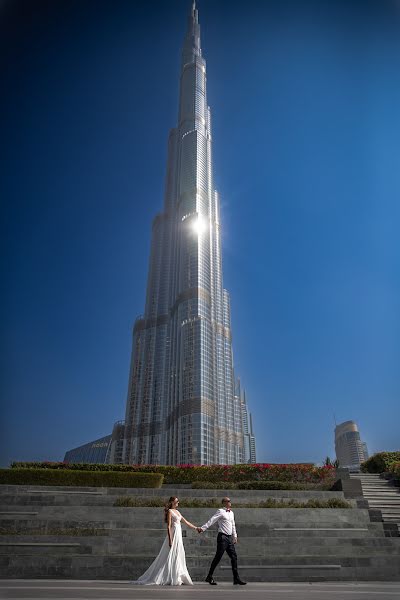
[
  {"left": 349, "top": 473, "right": 400, "bottom": 535},
  {"left": 1, "top": 483, "right": 400, "bottom": 581}
]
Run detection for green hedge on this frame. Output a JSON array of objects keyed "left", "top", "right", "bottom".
[
  {"left": 191, "top": 480, "right": 331, "bottom": 490},
  {"left": 0, "top": 468, "right": 163, "bottom": 488},
  {"left": 360, "top": 452, "right": 400, "bottom": 473},
  {"left": 11, "top": 462, "right": 158, "bottom": 472},
  {"left": 390, "top": 462, "right": 400, "bottom": 480},
  {"left": 114, "top": 496, "right": 351, "bottom": 509},
  {"left": 11, "top": 462, "right": 335, "bottom": 485}
]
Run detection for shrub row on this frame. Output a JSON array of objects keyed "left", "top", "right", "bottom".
[
  {"left": 191, "top": 480, "right": 332, "bottom": 490},
  {"left": 11, "top": 462, "right": 153, "bottom": 472},
  {"left": 390, "top": 462, "right": 400, "bottom": 480},
  {"left": 360, "top": 452, "right": 400, "bottom": 473},
  {"left": 11, "top": 462, "right": 335, "bottom": 485},
  {"left": 114, "top": 496, "right": 351, "bottom": 509},
  {"left": 0, "top": 468, "right": 163, "bottom": 488}
]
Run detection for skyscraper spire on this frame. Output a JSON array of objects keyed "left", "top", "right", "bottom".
[
  {"left": 182, "top": 0, "right": 201, "bottom": 65},
  {"left": 191, "top": 1, "right": 198, "bottom": 24},
  {"left": 121, "top": 2, "right": 247, "bottom": 466}
]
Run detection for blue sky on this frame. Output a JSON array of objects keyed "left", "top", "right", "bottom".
[{"left": 1, "top": 0, "right": 399, "bottom": 467}]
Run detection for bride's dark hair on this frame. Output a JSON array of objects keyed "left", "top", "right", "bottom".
[{"left": 164, "top": 496, "right": 178, "bottom": 523}]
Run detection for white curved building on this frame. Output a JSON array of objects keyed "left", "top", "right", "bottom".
[{"left": 335, "top": 420, "right": 368, "bottom": 470}]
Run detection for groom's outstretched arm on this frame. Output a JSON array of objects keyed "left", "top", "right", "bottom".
[{"left": 199, "top": 509, "right": 222, "bottom": 532}]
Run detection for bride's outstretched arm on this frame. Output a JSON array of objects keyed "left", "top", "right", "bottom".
[
  {"left": 180, "top": 514, "right": 197, "bottom": 530},
  {"left": 167, "top": 510, "right": 173, "bottom": 547}
]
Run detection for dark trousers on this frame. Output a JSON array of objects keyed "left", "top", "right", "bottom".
[{"left": 208, "top": 532, "right": 239, "bottom": 580}]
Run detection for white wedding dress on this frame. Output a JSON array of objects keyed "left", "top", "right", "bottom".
[{"left": 131, "top": 509, "right": 193, "bottom": 586}]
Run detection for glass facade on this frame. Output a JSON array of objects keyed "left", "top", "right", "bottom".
[
  {"left": 64, "top": 435, "right": 112, "bottom": 464},
  {"left": 122, "top": 3, "right": 245, "bottom": 465}
]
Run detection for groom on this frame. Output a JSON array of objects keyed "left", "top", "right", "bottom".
[{"left": 197, "top": 497, "right": 246, "bottom": 585}]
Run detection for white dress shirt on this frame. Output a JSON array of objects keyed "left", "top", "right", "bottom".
[{"left": 201, "top": 508, "right": 237, "bottom": 538}]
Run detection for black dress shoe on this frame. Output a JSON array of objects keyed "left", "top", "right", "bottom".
[
  {"left": 234, "top": 579, "right": 247, "bottom": 585},
  {"left": 205, "top": 575, "right": 217, "bottom": 585}
]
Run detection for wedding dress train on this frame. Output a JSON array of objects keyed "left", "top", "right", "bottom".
[{"left": 131, "top": 509, "right": 193, "bottom": 586}]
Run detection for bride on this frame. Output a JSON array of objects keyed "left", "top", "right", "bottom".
[{"left": 131, "top": 496, "right": 198, "bottom": 585}]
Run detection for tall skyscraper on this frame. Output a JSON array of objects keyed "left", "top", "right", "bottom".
[
  {"left": 335, "top": 420, "right": 368, "bottom": 470},
  {"left": 236, "top": 379, "right": 257, "bottom": 464},
  {"left": 121, "top": 3, "right": 248, "bottom": 465}
]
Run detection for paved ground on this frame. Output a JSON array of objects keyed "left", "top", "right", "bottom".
[{"left": 1, "top": 581, "right": 400, "bottom": 600}]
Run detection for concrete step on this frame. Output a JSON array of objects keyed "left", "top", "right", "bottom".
[
  {"left": 380, "top": 508, "right": 400, "bottom": 513},
  {"left": 350, "top": 474, "right": 382, "bottom": 477},
  {"left": 361, "top": 486, "right": 399, "bottom": 490},
  {"left": 354, "top": 483, "right": 388, "bottom": 486},
  {"left": 363, "top": 491, "right": 400, "bottom": 495},
  {"left": 367, "top": 490, "right": 400, "bottom": 494},
  {"left": 0, "top": 485, "right": 344, "bottom": 500},
  {"left": 349, "top": 480, "right": 395, "bottom": 487},
  {"left": 0, "top": 489, "right": 345, "bottom": 508},
  {"left": 354, "top": 476, "right": 387, "bottom": 479},
  {"left": 361, "top": 486, "right": 399, "bottom": 491},
  {"left": 369, "top": 500, "right": 400, "bottom": 505},
  {"left": 0, "top": 495, "right": 115, "bottom": 507},
  {"left": 2, "top": 534, "right": 399, "bottom": 555},
  {"left": 0, "top": 493, "right": 352, "bottom": 507},
  {"left": 363, "top": 487, "right": 399, "bottom": 490},
  {"left": 0, "top": 520, "right": 386, "bottom": 537},
  {"left": 356, "top": 483, "right": 392, "bottom": 486},
  {"left": 364, "top": 493, "right": 398, "bottom": 496},
  {"left": 365, "top": 491, "right": 400, "bottom": 494},
  {"left": 369, "top": 505, "right": 400, "bottom": 511},
  {"left": 362, "top": 490, "right": 395, "bottom": 493},
  {"left": 2, "top": 532, "right": 396, "bottom": 545},
  {"left": 187, "top": 524, "right": 383, "bottom": 537},
  {"left": 367, "top": 497, "right": 400, "bottom": 501},
  {"left": 0, "top": 542, "right": 91, "bottom": 555},
  {"left": 2, "top": 553, "right": 400, "bottom": 581},
  {"left": 358, "top": 485, "right": 395, "bottom": 489},
  {"left": 0, "top": 506, "right": 368, "bottom": 527},
  {"left": 367, "top": 499, "right": 400, "bottom": 504},
  {"left": 361, "top": 485, "right": 398, "bottom": 489},
  {"left": 352, "top": 479, "right": 383, "bottom": 482}
]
